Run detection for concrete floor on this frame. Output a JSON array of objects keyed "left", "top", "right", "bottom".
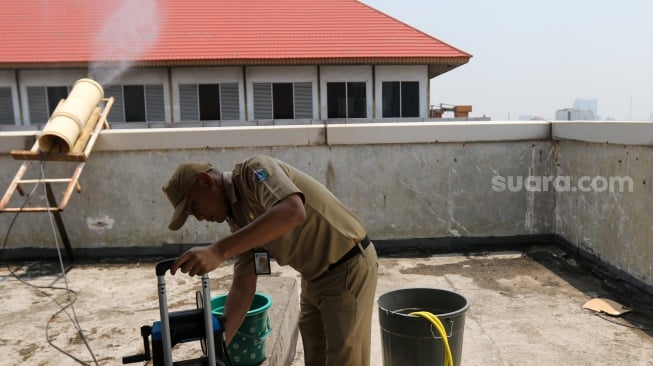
[
  {"left": 1, "top": 245, "right": 652, "bottom": 365},
  {"left": 289, "top": 247, "right": 653, "bottom": 366}
]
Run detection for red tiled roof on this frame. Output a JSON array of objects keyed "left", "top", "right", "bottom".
[{"left": 0, "top": 0, "right": 471, "bottom": 76}]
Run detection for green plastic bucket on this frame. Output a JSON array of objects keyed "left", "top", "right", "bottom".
[
  {"left": 211, "top": 293, "right": 272, "bottom": 366},
  {"left": 378, "top": 288, "right": 469, "bottom": 366}
]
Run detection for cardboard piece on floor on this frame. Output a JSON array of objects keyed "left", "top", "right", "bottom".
[{"left": 582, "top": 298, "right": 631, "bottom": 316}]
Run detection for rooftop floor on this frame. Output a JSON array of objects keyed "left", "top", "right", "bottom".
[{"left": 1, "top": 245, "right": 652, "bottom": 365}]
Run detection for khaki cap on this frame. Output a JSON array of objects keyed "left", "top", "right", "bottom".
[{"left": 162, "top": 162, "right": 212, "bottom": 230}]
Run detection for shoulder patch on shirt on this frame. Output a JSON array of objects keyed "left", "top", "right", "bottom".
[{"left": 253, "top": 168, "right": 269, "bottom": 181}]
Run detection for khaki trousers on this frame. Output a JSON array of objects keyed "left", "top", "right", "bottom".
[{"left": 299, "top": 243, "right": 378, "bottom": 366}]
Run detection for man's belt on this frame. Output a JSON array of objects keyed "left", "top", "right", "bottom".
[{"left": 327, "top": 235, "right": 371, "bottom": 272}]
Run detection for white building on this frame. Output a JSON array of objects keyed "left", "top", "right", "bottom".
[{"left": 0, "top": 0, "right": 472, "bottom": 129}]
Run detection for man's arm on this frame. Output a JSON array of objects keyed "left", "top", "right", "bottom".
[
  {"left": 216, "top": 192, "right": 305, "bottom": 261},
  {"left": 171, "top": 193, "right": 305, "bottom": 276},
  {"left": 223, "top": 271, "right": 257, "bottom": 344}
]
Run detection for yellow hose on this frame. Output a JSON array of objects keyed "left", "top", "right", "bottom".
[{"left": 410, "top": 311, "right": 454, "bottom": 366}]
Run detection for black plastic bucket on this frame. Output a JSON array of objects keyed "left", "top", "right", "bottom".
[{"left": 378, "top": 288, "right": 469, "bottom": 366}]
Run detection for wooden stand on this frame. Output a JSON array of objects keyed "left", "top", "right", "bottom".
[{"left": 0, "top": 97, "right": 114, "bottom": 261}]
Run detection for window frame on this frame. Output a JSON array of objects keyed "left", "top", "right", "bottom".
[
  {"left": 178, "top": 82, "right": 240, "bottom": 122},
  {"left": 326, "top": 81, "right": 367, "bottom": 119},
  {"left": 0, "top": 86, "right": 16, "bottom": 125},
  {"left": 381, "top": 80, "right": 420, "bottom": 118},
  {"left": 105, "top": 83, "right": 165, "bottom": 123},
  {"left": 253, "top": 81, "right": 313, "bottom": 120},
  {"left": 26, "top": 85, "right": 71, "bottom": 124}
]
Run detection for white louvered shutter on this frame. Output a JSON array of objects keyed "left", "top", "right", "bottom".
[
  {"left": 145, "top": 85, "right": 165, "bottom": 122},
  {"left": 104, "top": 85, "right": 124, "bottom": 122},
  {"left": 220, "top": 83, "right": 239, "bottom": 120},
  {"left": 179, "top": 84, "right": 199, "bottom": 121},
  {"left": 294, "top": 82, "right": 312, "bottom": 119},
  {"left": 27, "top": 87, "right": 48, "bottom": 124},
  {"left": 253, "top": 83, "right": 272, "bottom": 120}
]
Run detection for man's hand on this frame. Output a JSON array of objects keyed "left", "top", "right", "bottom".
[
  {"left": 170, "top": 193, "right": 305, "bottom": 277},
  {"left": 171, "top": 245, "right": 223, "bottom": 276}
]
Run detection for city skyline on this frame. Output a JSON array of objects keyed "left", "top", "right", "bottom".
[{"left": 362, "top": 0, "right": 653, "bottom": 121}]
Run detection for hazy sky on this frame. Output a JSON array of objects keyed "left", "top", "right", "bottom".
[{"left": 362, "top": 0, "right": 653, "bottom": 121}]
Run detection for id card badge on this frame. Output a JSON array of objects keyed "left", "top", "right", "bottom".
[{"left": 254, "top": 249, "right": 271, "bottom": 275}]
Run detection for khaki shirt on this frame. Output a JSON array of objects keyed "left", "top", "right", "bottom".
[{"left": 224, "top": 155, "right": 366, "bottom": 281}]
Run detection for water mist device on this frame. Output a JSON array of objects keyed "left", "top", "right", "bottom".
[{"left": 38, "top": 78, "right": 105, "bottom": 153}]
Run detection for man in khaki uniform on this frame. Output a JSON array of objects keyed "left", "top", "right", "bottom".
[{"left": 163, "top": 155, "right": 378, "bottom": 366}]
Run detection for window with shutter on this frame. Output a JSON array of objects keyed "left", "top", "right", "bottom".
[
  {"left": 220, "top": 83, "right": 239, "bottom": 120},
  {"left": 26, "top": 86, "right": 71, "bottom": 124},
  {"left": 293, "top": 82, "right": 312, "bottom": 119},
  {"left": 179, "top": 83, "right": 239, "bottom": 122},
  {"left": 104, "top": 84, "right": 165, "bottom": 122},
  {"left": 0, "top": 87, "right": 15, "bottom": 124},
  {"left": 253, "top": 83, "right": 272, "bottom": 120},
  {"left": 27, "top": 87, "right": 48, "bottom": 124},
  {"left": 104, "top": 85, "right": 124, "bottom": 123},
  {"left": 254, "top": 82, "right": 313, "bottom": 120},
  {"left": 179, "top": 84, "right": 199, "bottom": 121},
  {"left": 145, "top": 84, "right": 165, "bottom": 122}
]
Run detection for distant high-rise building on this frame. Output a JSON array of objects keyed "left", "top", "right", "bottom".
[
  {"left": 573, "top": 98, "right": 598, "bottom": 119},
  {"left": 555, "top": 108, "right": 595, "bottom": 121}
]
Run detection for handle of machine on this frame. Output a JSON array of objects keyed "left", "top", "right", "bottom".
[
  {"left": 156, "top": 258, "right": 176, "bottom": 276},
  {"left": 155, "top": 258, "right": 217, "bottom": 366}
]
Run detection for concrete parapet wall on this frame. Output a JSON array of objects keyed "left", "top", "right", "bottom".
[
  {"left": 551, "top": 121, "right": 653, "bottom": 288},
  {"left": 0, "top": 141, "right": 555, "bottom": 246},
  {"left": 553, "top": 140, "right": 653, "bottom": 288},
  {"left": 1, "top": 121, "right": 652, "bottom": 288}
]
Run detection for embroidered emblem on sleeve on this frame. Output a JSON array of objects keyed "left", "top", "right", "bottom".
[{"left": 253, "top": 168, "right": 269, "bottom": 181}]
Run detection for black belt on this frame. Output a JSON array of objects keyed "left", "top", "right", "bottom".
[{"left": 327, "top": 235, "right": 371, "bottom": 272}]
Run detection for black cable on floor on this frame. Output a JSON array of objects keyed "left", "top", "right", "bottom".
[{"left": 1, "top": 160, "right": 98, "bottom": 366}]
